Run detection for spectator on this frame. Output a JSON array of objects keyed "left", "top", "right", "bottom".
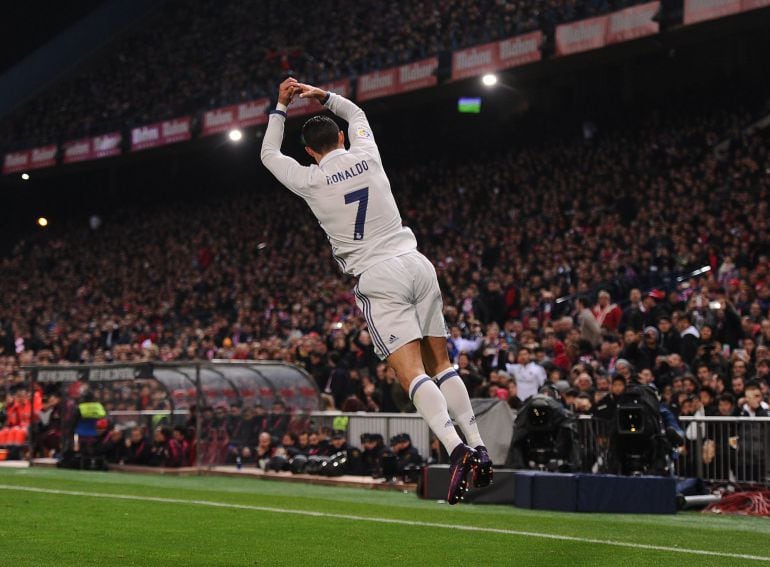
[
  {"left": 657, "top": 316, "right": 681, "bottom": 356},
  {"left": 621, "top": 289, "right": 645, "bottom": 332},
  {"left": 676, "top": 312, "right": 701, "bottom": 366},
  {"left": 505, "top": 346, "right": 546, "bottom": 402},
  {"left": 447, "top": 324, "right": 482, "bottom": 363},
  {"left": 576, "top": 296, "right": 602, "bottom": 348},
  {"left": 592, "top": 291, "right": 622, "bottom": 332},
  {"left": 738, "top": 381, "right": 768, "bottom": 482},
  {"left": 506, "top": 378, "right": 523, "bottom": 410},
  {"left": 741, "top": 381, "right": 769, "bottom": 418},
  {"left": 456, "top": 352, "right": 484, "bottom": 397}
]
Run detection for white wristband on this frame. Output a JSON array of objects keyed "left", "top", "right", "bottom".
[{"left": 276, "top": 102, "right": 288, "bottom": 113}]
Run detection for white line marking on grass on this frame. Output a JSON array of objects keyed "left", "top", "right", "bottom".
[{"left": 1, "top": 484, "right": 767, "bottom": 562}]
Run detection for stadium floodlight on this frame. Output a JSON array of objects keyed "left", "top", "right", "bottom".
[
  {"left": 37, "top": 217, "right": 48, "bottom": 227},
  {"left": 228, "top": 129, "right": 243, "bottom": 142},
  {"left": 21, "top": 172, "right": 30, "bottom": 180},
  {"left": 481, "top": 73, "right": 498, "bottom": 87}
]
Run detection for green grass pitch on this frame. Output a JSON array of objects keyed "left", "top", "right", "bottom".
[{"left": 1, "top": 467, "right": 769, "bottom": 566}]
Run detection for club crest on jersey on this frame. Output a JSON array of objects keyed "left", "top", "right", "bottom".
[{"left": 356, "top": 127, "right": 371, "bottom": 139}]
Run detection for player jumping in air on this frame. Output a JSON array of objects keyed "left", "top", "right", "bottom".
[{"left": 261, "top": 78, "right": 492, "bottom": 503}]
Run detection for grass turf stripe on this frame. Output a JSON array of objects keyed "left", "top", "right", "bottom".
[{"left": 1, "top": 483, "right": 768, "bottom": 562}]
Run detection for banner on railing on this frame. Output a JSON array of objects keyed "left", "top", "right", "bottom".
[
  {"left": 34, "top": 363, "right": 155, "bottom": 383},
  {"left": 62, "top": 138, "right": 91, "bottom": 164},
  {"left": 289, "top": 79, "right": 351, "bottom": 117},
  {"left": 451, "top": 31, "right": 542, "bottom": 81},
  {"left": 3, "top": 150, "right": 30, "bottom": 174},
  {"left": 131, "top": 116, "right": 192, "bottom": 152},
  {"left": 607, "top": 2, "right": 660, "bottom": 44},
  {"left": 93, "top": 132, "right": 122, "bottom": 159},
  {"left": 4, "top": 145, "right": 59, "bottom": 174},
  {"left": 557, "top": 2, "right": 660, "bottom": 56},
  {"left": 357, "top": 57, "right": 439, "bottom": 101},
  {"left": 29, "top": 145, "right": 57, "bottom": 170},
  {"left": 555, "top": 15, "right": 610, "bottom": 56},
  {"left": 201, "top": 98, "right": 271, "bottom": 136},
  {"left": 62, "top": 132, "right": 122, "bottom": 164},
  {"left": 683, "top": 0, "right": 743, "bottom": 23}
]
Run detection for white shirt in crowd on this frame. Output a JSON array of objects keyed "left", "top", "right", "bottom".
[
  {"left": 505, "top": 361, "right": 547, "bottom": 401},
  {"left": 448, "top": 336, "right": 483, "bottom": 362}
]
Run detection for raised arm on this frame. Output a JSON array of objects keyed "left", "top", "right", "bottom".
[
  {"left": 296, "top": 83, "right": 381, "bottom": 161},
  {"left": 260, "top": 78, "right": 312, "bottom": 196}
]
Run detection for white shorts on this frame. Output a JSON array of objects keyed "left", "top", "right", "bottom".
[{"left": 354, "top": 250, "right": 447, "bottom": 360}]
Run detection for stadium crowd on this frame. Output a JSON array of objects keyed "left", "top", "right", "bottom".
[
  {"left": 1, "top": 0, "right": 651, "bottom": 150},
  {"left": 1, "top": 87, "right": 769, "bottom": 441}
]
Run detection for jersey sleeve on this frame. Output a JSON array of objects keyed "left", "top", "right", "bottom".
[
  {"left": 324, "top": 93, "right": 381, "bottom": 162},
  {"left": 260, "top": 110, "right": 312, "bottom": 198}
]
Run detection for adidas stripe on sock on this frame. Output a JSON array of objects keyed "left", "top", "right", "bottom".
[
  {"left": 435, "top": 367, "right": 484, "bottom": 448},
  {"left": 409, "top": 374, "right": 463, "bottom": 455}
]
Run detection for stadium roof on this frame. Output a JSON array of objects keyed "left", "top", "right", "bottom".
[{"left": 0, "top": 1, "right": 105, "bottom": 74}]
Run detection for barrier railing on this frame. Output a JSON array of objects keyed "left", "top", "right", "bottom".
[
  {"left": 576, "top": 415, "right": 611, "bottom": 473},
  {"left": 677, "top": 416, "right": 770, "bottom": 485},
  {"left": 520, "top": 413, "right": 768, "bottom": 486}
]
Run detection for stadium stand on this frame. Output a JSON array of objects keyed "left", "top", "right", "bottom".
[
  {"left": 0, "top": 0, "right": 653, "bottom": 150},
  {"left": 1, "top": 90, "right": 769, "bottom": 417}
]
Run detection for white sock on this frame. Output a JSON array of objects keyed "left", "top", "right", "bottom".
[
  {"left": 435, "top": 368, "right": 484, "bottom": 448},
  {"left": 408, "top": 374, "right": 463, "bottom": 455}
]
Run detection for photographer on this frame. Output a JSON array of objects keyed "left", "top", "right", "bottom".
[
  {"left": 326, "top": 431, "right": 363, "bottom": 475},
  {"left": 360, "top": 433, "right": 390, "bottom": 478},
  {"left": 390, "top": 433, "right": 424, "bottom": 477}
]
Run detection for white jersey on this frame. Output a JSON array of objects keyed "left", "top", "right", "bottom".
[
  {"left": 505, "top": 361, "right": 547, "bottom": 401},
  {"left": 260, "top": 93, "right": 417, "bottom": 276}
]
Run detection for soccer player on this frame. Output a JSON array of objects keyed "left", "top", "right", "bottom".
[{"left": 261, "top": 78, "right": 492, "bottom": 503}]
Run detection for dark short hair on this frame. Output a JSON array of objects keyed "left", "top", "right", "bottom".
[
  {"left": 302, "top": 115, "right": 340, "bottom": 153},
  {"left": 744, "top": 380, "right": 762, "bottom": 392},
  {"left": 576, "top": 295, "right": 593, "bottom": 308},
  {"left": 718, "top": 392, "right": 736, "bottom": 405}
]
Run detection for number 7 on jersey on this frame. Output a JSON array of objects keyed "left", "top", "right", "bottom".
[{"left": 344, "top": 187, "right": 369, "bottom": 241}]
